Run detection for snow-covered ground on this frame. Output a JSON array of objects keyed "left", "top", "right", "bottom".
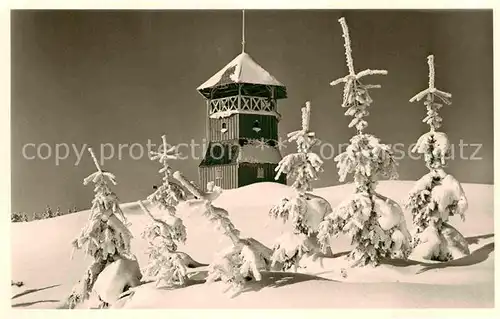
[{"left": 11, "top": 181, "right": 494, "bottom": 308}]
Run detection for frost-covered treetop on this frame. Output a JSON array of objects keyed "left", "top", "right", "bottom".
[
  {"left": 409, "top": 55, "right": 452, "bottom": 169},
  {"left": 147, "top": 135, "right": 184, "bottom": 213},
  {"left": 330, "top": 17, "right": 387, "bottom": 133},
  {"left": 409, "top": 55, "right": 452, "bottom": 131},
  {"left": 286, "top": 101, "right": 319, "bottom": 153},
  {"left": 83, "top": 148, "right": 117, "bottom": 188},
  {"left": 83, "top": 148, "right": 125, "bottom": 221},
  {"left": 150, "top": 135, "right": 179, "bottom": 176},
  {"left": 275, "top": 102, "right": 323, "bottom": 193}
]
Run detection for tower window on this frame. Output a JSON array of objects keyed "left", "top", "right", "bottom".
[
  {"left": 221, "top": 122, "right": 228, "bottom": 133},
  {"left": 257, "top": 167, "right": 265, "bottom": 179},
  {"left": 252, "top": 120, "right": 261, "bottom": 133}
]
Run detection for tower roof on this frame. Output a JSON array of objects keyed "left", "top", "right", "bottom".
[{"left": 197, "top": 52, "right": 287, "bottom": 99}]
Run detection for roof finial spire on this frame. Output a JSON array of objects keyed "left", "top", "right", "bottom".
[{"left": 241, "top": 10, "right": 246, "bottom": 53}]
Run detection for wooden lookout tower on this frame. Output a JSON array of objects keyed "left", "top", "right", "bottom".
[{"left": 197, "top": 12, "right": 287, "bottom": 191}]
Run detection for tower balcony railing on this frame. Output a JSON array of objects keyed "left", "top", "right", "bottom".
[{"left": 209, "top": 95, "right": 276, "bottom": 115}]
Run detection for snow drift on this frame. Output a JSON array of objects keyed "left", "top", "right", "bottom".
[{"left": 10, "top": 181, "right": 494, "bottom": 309}]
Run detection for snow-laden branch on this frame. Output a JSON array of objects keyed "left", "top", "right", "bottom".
[
  {"left": 173, "top": 171, "right": 272, "bottom": 289},
  {"left": 173, "top": 171, "right": 205, "bottom": 200},
  {"left": 330, "top": 70, "right": 388, "bottom": 87},
  {"left": 138, "top": 199, "right": 186, "bottom": 245},
  {"left": 138, "top": 200, "right": 158, "bottom": 224},
  {"left": 173, "top": 171, "right": 238, "bottom": 242}
]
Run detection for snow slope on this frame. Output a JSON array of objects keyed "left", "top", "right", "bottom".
[{"left": 10, "top": 181, "right": 494, "bottom": 309}]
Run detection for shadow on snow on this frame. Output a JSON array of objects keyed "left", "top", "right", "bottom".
[
  {"left": 231, "top": 271, "right": 337, "bottom": 298},
  {"left": 12, "top": 284, "right": 61, "bottom": 300},
  {"left": 381, "top": 234, "right": 494, "bottom": 274}
]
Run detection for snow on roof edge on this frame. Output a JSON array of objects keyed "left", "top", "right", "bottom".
[
  {"left": 197, "top": 52, "right": 285, "bottom": 91},
  {"left": 209, "top": 109, "right": 281, "bottom": 120},
  {"left": 237, "top": 144, "right": 282, "bottom": 164}
]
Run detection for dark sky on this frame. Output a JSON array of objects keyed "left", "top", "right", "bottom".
[{"left": 11, "top": 10, "right": 493, "bottom": 213}]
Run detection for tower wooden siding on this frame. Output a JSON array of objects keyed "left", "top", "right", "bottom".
[
  {"left": 199, "top": 164, "right": 238, "bottom": 190},
  {"left": 209, "top": 115, "right": 239, "bottom": 141},
  {"left": 239, "top": 113, "right": 278, "bottom": 141},
  {"left": 209, "top": 114, "right": 277, "bottom": 142}
]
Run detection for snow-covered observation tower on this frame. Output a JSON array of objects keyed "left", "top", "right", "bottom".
[{"left": 197, "top": 11, "right": 287, "bottom": 191}]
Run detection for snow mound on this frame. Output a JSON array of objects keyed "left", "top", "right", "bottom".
[
  {"left": 112, "top": 272, "right": 493, "bottom": 309},
  {"left": 10, "top": 181, "right": 494, "bottom": 309},
  {"left": 92, "top": 258, "right": 142, "bottom": 306},
  {"left": 411, "top": 222, "right": 471, "bottom": 261}
]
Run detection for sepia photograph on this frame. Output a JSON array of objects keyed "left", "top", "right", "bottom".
[{"left": 9, "top": 7, "right": 494, "bottom": 310}]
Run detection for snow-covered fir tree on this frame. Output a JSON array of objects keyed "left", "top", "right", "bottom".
[
  {"left": 65, "top": 148, "right": 139, "bottom": 309},
  {"left": 406, "top": 55, "right": 469, "bottom": 262},
  {"left": 317, "top": 17, "right": 411, "bottom": 267},
  {"left": 33, "top": 211, "right": 42, "bottom": 220},
  {"left": 139, "top": 135, "right": 189, "bottom": 288},
  {"left": 139, "top": 201, "right": 189, "bottom": 287},
  {"left": 269, "top": 101, "right": 333, "bottom": 271},
  {"left": 173, "top": 171, "right": 273, "bottom": 291},
  {"left": 43, "top": 205, "right": 53, "bottom": 219},
  {"left": 11, "top": 212, "right": 19, "bottom": 222},
  {"left": 11, "top": 212, "right": 27, "bottom": 222}
]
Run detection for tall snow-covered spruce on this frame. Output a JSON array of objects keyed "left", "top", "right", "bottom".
[
  {"left": 139, "top": 135, "right": 189, "bottom": 288},
  {"left": 66, "top": 148, "right": 140, "bottom": 309},
  {"left": 406, "top": 55, "right": 469, "bottom": 261},
  {"left": 317, "top": 17, "right": 411, "bottom": 267},
  {"left": 269, "top": 101, "right": 333, "bottom": 270},
  {"left": 173, "top": 171, "right": 273, "bottom": 291}
]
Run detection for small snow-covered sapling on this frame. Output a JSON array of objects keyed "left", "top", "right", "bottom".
[
  {"left": 173, "top": 171, "right": 273, "bottom": 291},
  {"left": 66, "top": 148, "right": 137, "bottom": 309},
  {"left": 317, "top": 17, "right": 411, "bottom": 267},
  {"left": 139, "top": 135, "right": 190, "bottom": 287},
  {"left": 269, "top": 101, "right": 333, "bottom": 271},
  {"left": 138, "top": 200, "right": 188, "bottom": 287},
  {"left": 406, "top": 55, "right": 469, "bottom": 262}
]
